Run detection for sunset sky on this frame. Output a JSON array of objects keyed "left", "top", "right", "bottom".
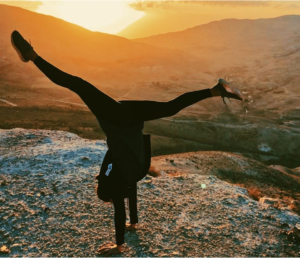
[{"left": 1, "top": 1, "right": 300, "bottom": 38}]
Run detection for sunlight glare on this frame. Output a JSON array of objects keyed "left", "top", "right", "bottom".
[{"left": 36, "top": 1, "right": 145, "bottom": 34}]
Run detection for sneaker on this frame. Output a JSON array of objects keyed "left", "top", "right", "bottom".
[
  {"left": 213, "top": 78, "right": 243, "bottom": 105},
  {"left": 11, "top": 30, "right": 33, "bottom": 62}
]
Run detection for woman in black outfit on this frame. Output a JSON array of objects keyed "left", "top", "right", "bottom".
[{"left": 11, "top": 30, "right": 243, "bottom": 256}]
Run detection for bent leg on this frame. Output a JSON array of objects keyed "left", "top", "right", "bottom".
[
  {"left": 120, "top": 88, "right": 212, "bottom": 121},
  {"left": 33, "top": 56, "right": 134, "bottom": 126}
]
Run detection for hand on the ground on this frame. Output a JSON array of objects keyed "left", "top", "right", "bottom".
[
  {"left": 125, "top": 222, "right": 138, "bottom": 231},
  {"left": 103, "top": 199, "right": 113, "bottom": 204},
  {"left": 97, "top": 243, "right": 121, "bottom": 257}
]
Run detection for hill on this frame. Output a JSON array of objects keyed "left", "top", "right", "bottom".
[
  {"left": 134, "top": 16, "right": 300, "bottom": 115},
  {"left": 0, "top": 4, "right": 197, "bottom": 100},
  {"left": 1, "top": 6, "right": 300, "bottom": 167},
  {"left": 134, "top": 16, "right": 300, "bottom": 70}
]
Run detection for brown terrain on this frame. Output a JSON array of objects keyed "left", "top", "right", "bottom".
[
  {"left": 1, "top": 5, "right": 300, "bottom": 168},
  {"left": 1, "top": 3, "right": 300, "bottom": 236},
  {"left": 1, "top": 5, "right": 300, "bottom": 164}
]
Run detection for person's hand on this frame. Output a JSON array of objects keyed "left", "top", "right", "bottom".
[
  {"left": 103, "top": 199, "right": 113, "bottom": 204},
  {"left": 97, "top": 243, "right": 122, "bottom": 257}
]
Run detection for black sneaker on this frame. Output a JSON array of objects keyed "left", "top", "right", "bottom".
[
  {"left": 213, "top": 78, "right": 243, "bottom": 105},
  {"left": 11, "top": 30, "right": 33, "bottom": 62}
]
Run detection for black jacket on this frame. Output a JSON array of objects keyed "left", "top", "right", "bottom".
[{"left": 96, "top": 134, "right": 151, "bottom": 202}]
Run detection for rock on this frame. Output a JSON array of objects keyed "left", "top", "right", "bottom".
[
  {"left": 0, "top": 180, "right": 7, "bottom": 186},
  {"left": 148, "top": 166, "right": 161, "bottom": 177},
  {"left": 27, "top": 245, "right": 39, "bottom": 252},
  {"left": 40, "top": 190, "right": 46, "bottom": 196},
  {"left": 6, "top": 238, "right": 12, "bottom": 244},
  {"left": 287, "top": 226, "right": 300, "bottom": 242},
  {"left": 259, "top": 197, "right": 279, "bottom": 205},
  {"left": 0, "top": 245, "right": 9, "bottom": 254},
  {"left": 26, "top": 193, "right": 34, "bottom": 197},
  {"left": 1, "top": 129, "right": 300, "bottom": 257},
  {"left": 10, "top": 243, "right": 22, "bottom": 254}
]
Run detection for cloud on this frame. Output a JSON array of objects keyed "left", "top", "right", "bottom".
[
  {"left": 129, "top": 0, "right": 270, "bottom": 12},
  {"left": 196, "top": 1, "right": 270, "bottom": 7},
  {"left": 0, "top": 0, "right": 43, "bottom": 11},
  {"left": 127, "top": 0, "right": 300, "bottom": 15},
  {"left": 129, "top": 1, "right": 169, "bottom": 11},
  {"left": 273, "top": 3, "right": 300, "bottom": 10}
]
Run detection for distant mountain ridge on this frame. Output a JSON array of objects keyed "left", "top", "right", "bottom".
[
  {"left": 0, "top": 4, "right": 185, "bottom": 62},
  {"left": 0, "top": 4, "right": 198, "bottom": 85},
  {"left": 134, "top": 15, "right": 300, "bottom": 51}
]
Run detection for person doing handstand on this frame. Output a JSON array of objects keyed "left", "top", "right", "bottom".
[{"left": 11, "top": 30, "right": 243, "bottom": 256}]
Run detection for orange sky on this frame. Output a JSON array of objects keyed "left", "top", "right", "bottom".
[
  {"left": 119, "top": 1, "right": 300, "bottom": 38},
  {"left": 2, "top": 1, "right": 300, "bottom": 38}
]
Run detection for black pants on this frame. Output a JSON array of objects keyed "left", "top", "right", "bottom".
[{"left": 33, "top": 56, "right": 212, "bottom": 245}]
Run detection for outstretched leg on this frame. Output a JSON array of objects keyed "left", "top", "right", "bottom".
[
  {"left": 120, "top": 88, "right": 213, "bottom": 121},
  {"left": 33, "top": 56, "right": 135, "bottom": 127},
  {"left": 120, "top": 79, "right": 243, "bottom": 121},
  {"left": 11, "top": 30, "right": 136, "bottom": 127}
]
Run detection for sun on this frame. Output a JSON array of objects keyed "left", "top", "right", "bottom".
[{"left": 36, "top": 1, "right": 145, "bottom": 34}]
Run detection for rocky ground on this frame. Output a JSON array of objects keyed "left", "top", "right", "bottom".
[{"left": 0, "top": 128, "right": 300, "bottom": 257}]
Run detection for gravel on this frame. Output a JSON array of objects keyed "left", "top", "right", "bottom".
[{"left": 0, "top": 128, "right": 300, "bottom": 257}]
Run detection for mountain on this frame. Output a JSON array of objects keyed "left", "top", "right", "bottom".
[
  {"left": 1, "top": 6, "right": 300, "bottom": 168},
  {"left": 134, "top": 16, "right": 300, "bottom": 69},
  {"left": 0, "top": 4, "right": 199, "bottom": 92},
  {"left": 134, "top": 15, "right": 300, "bottom": 122}
]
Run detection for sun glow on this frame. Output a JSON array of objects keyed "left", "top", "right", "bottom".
[{"left": 36, "top": 1, "right": 145, "bottom": 34}]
